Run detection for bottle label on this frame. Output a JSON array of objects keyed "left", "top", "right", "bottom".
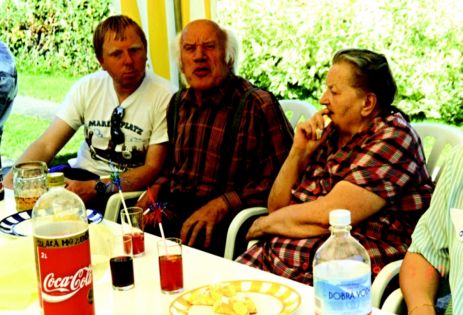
[
  {"left": 34, "top": 227, "right": 95, "bottom": 315},
  {"left": 314, "top": 263, "right": 371, "bottom": 315}
]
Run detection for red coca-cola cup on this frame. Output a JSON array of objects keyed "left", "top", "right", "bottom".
[{"left": 120, "top": 207, "right": 145, "bottom": 257}]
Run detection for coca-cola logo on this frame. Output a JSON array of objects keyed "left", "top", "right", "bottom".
[{"left": 42, "top": 266, "right": 93, "bottom": 303}]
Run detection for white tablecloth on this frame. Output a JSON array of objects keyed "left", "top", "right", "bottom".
[{"left": 0, "top": 189, "right": 394, "bottom": 314}]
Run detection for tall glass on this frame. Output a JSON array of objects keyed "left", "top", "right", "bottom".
[
  {"left": 120, "top": 207, "right": 145, "bottom": 257},
  {"left": 157, "top": 238, "right": 183, "bottom": 294},
  {"left": 13, "top": 161, "right": 48, "bottom": 212},
  {"left": 109, "top": 229, "right": 135, "bottom": 291}
]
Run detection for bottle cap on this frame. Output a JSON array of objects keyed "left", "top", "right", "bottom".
[
  {"left": 47, "top": 172, "right": 65, "bottom": 188},
  {"left": 329, "top": 209, "right": 351, "bottom": 226}
]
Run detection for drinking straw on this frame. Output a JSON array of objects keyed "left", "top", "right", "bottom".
[
  {"left": 146, "top": 187, "right": 166, "bottom": 240},
  {"left": 119, "top": 190, "right": 132, "bottom": 228},
  {"left": 109, "top": 166, "right": 132, "bottom": 229}
]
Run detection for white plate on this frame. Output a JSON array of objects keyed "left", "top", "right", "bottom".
[
  {"left": 0, "top": 209, "right": 103, "bottom": 237},
  {"left": 170, "top": 280, "right": 301, "bottom": 315}
]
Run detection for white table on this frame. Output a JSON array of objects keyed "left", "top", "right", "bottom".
[{"left": 0, "top": 189, "right": 394, "bottom": 314}]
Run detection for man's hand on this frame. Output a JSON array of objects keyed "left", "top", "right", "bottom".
[
  {"left": 64, "top": 179, "right": 96, "bottom": 203},
  {"left": 180, "top": 197, "right": 228, "bottom": 248}
]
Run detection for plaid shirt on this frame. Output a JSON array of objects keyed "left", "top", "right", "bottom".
[
  {"left": 164, "top": 74, "right": 294, "bottom": 212},
  {"left": 236, "top": 113, "right": 434, "bottom": 284}
]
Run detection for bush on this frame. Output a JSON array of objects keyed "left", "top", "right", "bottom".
[
  {"left": 1, "top": 0, "right": 462, "bottom": 125},
  {"left": 0, "top": 0, "right": 112, "bottom": 76},
  {"left": 217, "top": 0, "right": 463, "bottom": 125}
]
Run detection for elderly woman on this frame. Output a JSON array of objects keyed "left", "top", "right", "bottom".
[{"left": 236, "top": 48, "right": 434, "bottom": 285}]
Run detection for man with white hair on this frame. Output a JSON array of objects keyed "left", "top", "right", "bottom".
[{"left": 138, "top": 19, "right": 293, "bottom": 256}]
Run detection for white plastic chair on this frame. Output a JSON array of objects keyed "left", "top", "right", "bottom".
[
  {"left": 279, "top": 99, "right": 317, "bottom": 128},
  {"left": 223, "top": 207, "right": 268, "bottom": 260},
  {"left": 372, "top": 258, "right": 452, "bottom": 314},
  {"left": 370, "top": 123, "right": 463, "bottom": 312},
  {"left": 371, "top": 259, "right": 404, "bottom": 312},
  {"left": 223, "top": 122, "right": 463, "bottom": 261},
  {"left": 103, "top": 191, "right": 145, "bottom": 222},
  {"left": 223, "top": 100, "right": 318, "bottom": 260},
  {"left": 411, "top": 122, "right": 463, "bottom": 183}
]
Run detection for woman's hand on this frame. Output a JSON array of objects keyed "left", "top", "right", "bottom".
[{"left": 291, "top": 109, "right": 331, "bottom": 159}]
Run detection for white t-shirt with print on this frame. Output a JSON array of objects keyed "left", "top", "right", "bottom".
[{"left": 57, "top": 70, "right": 174, "bottom": 176}]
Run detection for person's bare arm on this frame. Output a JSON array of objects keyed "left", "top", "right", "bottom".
[
  {"left": 268, "top": 110, "right": 330, "bottom": 212},
  {"left": 400, "top": 252, "right": 439, "bottom": 315},
  {"left": 65, "top": 143, "right": 168, "bottom": 202},
  {"left": 247, "top": 180, "right": 385, "bottom": 240},
  {"left": 4, "top": 118, "right": 76, "bottom": 188}
]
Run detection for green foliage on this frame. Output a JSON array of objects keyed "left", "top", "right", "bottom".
[
  {"left": 1, "top": 114, "right": 84, "bottom": 162},
  {"left": 217, "top": 0, "right": 463, "bottom": 125},
  {"left": 1, "top": 0, "right": 462, "bottom": 125},
  {"left": 18, "top": 73, "right": 76, "bottom": 102},
  {"left": 0, "top": 0, "right": 112, "bottom": 77}
]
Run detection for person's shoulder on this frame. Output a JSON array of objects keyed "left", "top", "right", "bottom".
[
  {"left": 233, "top": 75, "right": 276, "bottom": 105},
  {"left": 369, "top": 113, "right": 423, "bottom": 150},
  {"left": 145, "top": 72, "right": 176, "bottom": 94},
  {"left": 74, "top": 70, "right": 110, "bottom": 86},
  {"left": 65, "top": 70, "right": 110, "bottom": 98},
  {"left": 374, "top": 112, "right": 413, "bottom": 134}
]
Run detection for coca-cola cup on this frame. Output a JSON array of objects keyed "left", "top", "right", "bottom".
[
  {"left": 157, "top": 237, "right": 184, "bottom": 294},
  {"left": 120, "top": 207, "right": 145, "bottom": 257},
  {"left": 109, "top": 229, "right": 134, "bottom": 291}
]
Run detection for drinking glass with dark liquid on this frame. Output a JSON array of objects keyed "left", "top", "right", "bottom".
[
  {"left": 13, "top": 161, "right": 48, "bottom": 212},
  {"left": 110, "top": 230, "right": 134, "bottom": 291}
]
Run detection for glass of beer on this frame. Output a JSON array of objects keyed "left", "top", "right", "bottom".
[
  {"left": 157, "top": 237, "right": 183, "bottom": 294},
  {"left": 13, "top": 161, "right": 48, "bottom": 212}
]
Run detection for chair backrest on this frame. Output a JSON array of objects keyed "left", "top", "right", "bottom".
[
  {"left": 372, "top": 258, "right": 451, "bottom": 314},
  {"left": 103, "top": 191, "right": 145, "bottom": 222},
  {"left": 411, "top": 122, "right": 463, "bottom": 183},
  {"left": 280, "top": 99, "right": 317, "bottom": 128}
]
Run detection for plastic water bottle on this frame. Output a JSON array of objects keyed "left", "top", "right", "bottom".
[
  {"left": 32, "top": 184, "right": 95, "bottom": 315},
  {"left": 313, "top": 209, "right": 371, "bottom": 315}
]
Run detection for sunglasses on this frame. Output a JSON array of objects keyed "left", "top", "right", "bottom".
[{"left": 111, "top": 106, "right": 125, "bottom": 145}]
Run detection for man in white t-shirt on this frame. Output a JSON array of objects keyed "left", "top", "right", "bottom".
[{"left": 5, "top": 15, "right": 174, "bottom": 211}]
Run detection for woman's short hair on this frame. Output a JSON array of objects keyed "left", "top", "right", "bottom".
[
  {"left": 93, "top": 15, "right": 147, "bottom": 62},
  {"left": 333, "top": 48, "right": 397, "bottom": 112},
  {"left": 172, "top": 21, "right": 239, "bottom": 75}
]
